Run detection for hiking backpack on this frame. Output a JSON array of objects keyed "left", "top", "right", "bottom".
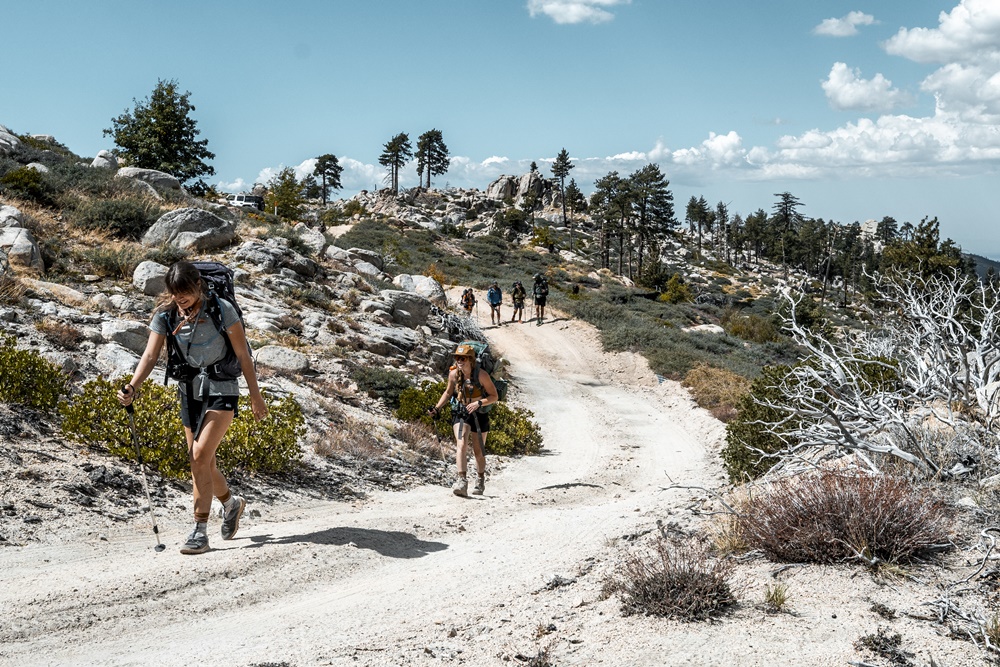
[
  {"left": 535, "top": 279, "right": 549, "bottom": 297},
  {"left": 461, "top": 289, "right": 475, "bottom": 309},
  {"left": 452, "top": 339, "right": 508, "bottom": 414},
  {"left": 162, "top": 261, "right": 252, "bottom": 385}
]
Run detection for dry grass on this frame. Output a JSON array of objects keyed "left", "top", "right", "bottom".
[
  {"left": 607, "top": 537, "right": 736, "bottom": 621},
  {"left": 681, "top": 363, "right": 750, "bottom": 423},
  {"left": 393, "top": 421, "right": 449, "bottom": 459},
  {"left": 763, "top": 583, "right": 790, "bottom": 613},
  {"left": 314, "top": 416, "right": 382, "bottom": 460},
  {"left": 35, "top": 318, "right": 83, "bottom": 350},
  {"left": 737, "top": 470, "right": 953, "bottom": 566},
  {"left": 0, "top": 275, "right": 26, "bottom": 305}
]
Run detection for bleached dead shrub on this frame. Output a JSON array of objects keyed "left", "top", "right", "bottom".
[
  {"left": 314, "top": 416, "right": 381, "bottom": 460},
  {"left": 737, "top": 470, "right": 952, "bottom": 566}
]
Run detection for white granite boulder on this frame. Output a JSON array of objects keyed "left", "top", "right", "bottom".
[
  {"left": 101, "top": 319, "right": 150, "bottom": 355},
  {"left": 115, "top": 167, "right": 181, "bottom": 192},
  {"left": 142, "top": 208, "right": 236, "bottom": 251},
  {"left": 0, "top": 227, "right": 44, "bottom": 271},
  {"left": 91, "top": 150, "right": 119, "bottom": 170},
  {"left": 132, "top": 260, "right": 169, "bottom": 296},
  {"left": 392, "top": 274, "right": 446, "bottom": 305},
  {"left": 0, "top": 204, "right": 25, "bottom": 228},
  {"left": 254, "top": 345, "right": 310, "bottom": 373}
]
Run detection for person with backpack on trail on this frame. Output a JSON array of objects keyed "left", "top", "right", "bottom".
[
  {"left": 486, "top": 281, "right": 503, "bottom": 326},
  {"left": 460, "top": 288, "right": 476, "bottom": 317},
  {"left": 532, "top": 273, "right": 549, "bottom": 326},
  {"left": 427, "top": 344, "right": 498, "bottom": 497},
  {"left": 510, "top": 280, "right": 527, "bottom": 323},
  {"left": 117, "top": 261, "right": 268, "bottom": 555}
]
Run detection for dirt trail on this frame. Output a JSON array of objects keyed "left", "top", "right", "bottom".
[{"left": 0, "top": 312, "right": 720, "bottom": 666}]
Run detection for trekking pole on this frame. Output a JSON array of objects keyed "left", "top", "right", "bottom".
[{"left": 122, "top": 386, "right": 165, "bottom": 553}]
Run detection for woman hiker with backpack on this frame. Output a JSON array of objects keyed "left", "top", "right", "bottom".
[
  {"left": 117, "top": 261, "right": 268, "bottom": 555},
  {"left": 532, "top": 273, "right": 549, "bottom": 325},
  {"left": 510, "top": 280, "right": 526, "bottom": 323},
  {"left": 427, "top": 344, "right": 499, "bottom": 497}
]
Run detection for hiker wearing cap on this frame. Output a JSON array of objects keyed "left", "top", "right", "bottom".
[
  {"left": 532, "top": 273, "right": 549, "bottom": 326},
  {"left": 117, "top": 260, "right": 268, "bottom": 555},
  {"left": 427, "top": 344, "right": 498, "bottom": 497},
  {"left": 510, "top": 281, "right": 527, "bottom": 323},
  {"left": 486, "top": 281, "right": 503, "bottom": 326}
]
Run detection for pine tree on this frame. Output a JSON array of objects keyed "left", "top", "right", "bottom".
[
  {"left": 314, "top": 154, "right": 343, "bottom": 205},
  {"left": 415, "top": 129, "right": 450, "bottom": 189},
  {"left": 379, "top": 133, "right": 413, "bottom": 195},
  {"left": 550, "top": 148, "right": 574, "bottom": 226},
  {"left": 104, "top": 79, "right": 215, "bottom": 191}
]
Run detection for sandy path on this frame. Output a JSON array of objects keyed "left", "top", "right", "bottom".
[{"left": 0, "top": 312, "right": 717, "bottom": 666}]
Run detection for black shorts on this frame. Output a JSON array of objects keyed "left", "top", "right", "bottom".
[
  {"left": 535, "top": 296, "right": 547, "bottom": 307},
  {"left": 452, "top": 410, "right": 490, "bottom": 433},
  {"left": 179, "top": 393, "right": 239, "bottom": 428}
]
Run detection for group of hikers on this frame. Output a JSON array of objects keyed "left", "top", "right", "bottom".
[
  {"left": 460, "top": 273, "right": 550, "bottom": 326},
  {"left": 114, "top": 260, "right": 550, "bottom": 555}
]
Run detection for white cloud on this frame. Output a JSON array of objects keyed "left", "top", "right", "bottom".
[
  {"left": 822, "top": 62, "right": 913, "bottom": 112},
  {"left": 883, "top": 0, "right": 1000, "bottom": 64},
  {"left": 481, "top": 155, "right": 509, "bottom": 167},
  {"left": 527, "top": 0, "right": 630, "bottom": 25},
  {"left": 813, "top": 11, "right": 876, "bottom": 37}
]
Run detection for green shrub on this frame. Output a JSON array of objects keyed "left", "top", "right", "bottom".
[
  {"left": 397, "top": 380, "right": 453, "bottom": 438},
  {"left": 60, "top": 377, "right": 189, "bottom": 477},
  {"left": 77, "top": 244, "right": 145, "bottom": 279},
  {"left": 221, "top": 392, "right": 305, "bottom": 473},
  {"left": 342, "top": 200, "right": 367, "bottom": 217},
  {"left": 59, "top": 377, "right": 305, "bottom": 478},
  {"left": 722, "top": 309, "right": 781, "bottom": 343},
  {"left": 484, "top": 402, "right": 543, "bottom": 456},
  {"left": 722, "top": 365, "right": 795, "bottom": 482},
  {"left": 0, "top": 166, "right": 54, "bottom": 205},
  {"left": 144, "top": 245, "right": 189, "bottom": 267},
  {"left": 72, "top": 198, "right": 161, "bottom": 239},
  {"left": 396, "top": 380, "right": 543, "bottom": 455},
  {"left": 659, "top": 274, "right": 693, "bottom": 304},
  {"left": 0, "top": 335, "right": 68, "bottom": 411},
  {"left": 351, "top": 365, "right": 413, "bottom": 409}
]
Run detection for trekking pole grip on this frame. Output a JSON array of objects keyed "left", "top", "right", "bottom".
[{"left": 122, "top": 384, "right": 135, "bottom": 415}]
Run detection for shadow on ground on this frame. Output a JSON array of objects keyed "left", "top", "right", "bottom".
[{"left": 244, "top": 526, "right": 448, "bottom": 558}]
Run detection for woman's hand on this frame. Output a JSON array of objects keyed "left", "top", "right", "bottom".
[
  {"left": 465, "top": 400, "right": 482, "bottom": 414},
  {"left": 251, "top": 393, "right": 269, "bottom": 421},
  {"left": 117, "top": 384, "right": 136, "bottom": 406}
]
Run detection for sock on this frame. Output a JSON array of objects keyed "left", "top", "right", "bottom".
[
  {"left": 194, "top": 521, "right": 208, "bottom": 536},
  {"left": 222, "top": 494, "right": 239, "bottom": 510},
  {"left": 217, "top": 490, "right": 232, "bottom": 505}
]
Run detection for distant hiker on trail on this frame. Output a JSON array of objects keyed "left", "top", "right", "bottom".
[
  {"left": 427, "top": 344, "right": 498, "bottom": 497},
  {"left": 117, "top": 261, "right": 268, "bottom": 555},
  {"left": 486, "top": 281, "right": 503, "bottom": 326},
  {"left": 532, "top": 273, "right": 549, "bottom": 326},
  {"left": 461, "top": 288, "right": 476, "bottom": 317},
  {"left": 510, "top": 280, "right": 527, "bottom": 323}
]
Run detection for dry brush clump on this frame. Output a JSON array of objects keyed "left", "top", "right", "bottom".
[
  {"left": 682, "top": 362, "right": 750, "bottom": 422},
  {"left": 607, "top": 537, "right": 736, "bottom": 621},
  {"left": 736, "top": 469, "right": 952, "bottom": 566}
]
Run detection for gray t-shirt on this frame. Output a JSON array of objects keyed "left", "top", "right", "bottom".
[{"left": 150, "top": 298, "right": 241, "bottom": 396}]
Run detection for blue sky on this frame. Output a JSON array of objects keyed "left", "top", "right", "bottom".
[{"left": 3, "top": 0, "right": 1000, "bottom": 256}]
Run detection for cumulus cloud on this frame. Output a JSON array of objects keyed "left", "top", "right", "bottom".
[
  {"left": 527, "top": 0, "right": 630, "bottom": 25},
  {"left": 883, "top": 0, "right": 1000, "bottom": 64},
  {"left": 814, "top": 11, "right": 876, "bottom": 37},
  {"left": 822, "top": 62, "right": 913, "bottom": 112}
]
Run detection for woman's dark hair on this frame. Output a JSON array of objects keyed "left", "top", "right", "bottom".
[
  {"left": 154, "top": 261, "right": 205, "bottom": 314},
  {"left": 165, "top": 261, "right": 204, "bottom": 295}
]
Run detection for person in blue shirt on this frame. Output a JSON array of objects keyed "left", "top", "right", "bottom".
[{"left": 486, "top": 281, "right": 503, "bottom": 326}]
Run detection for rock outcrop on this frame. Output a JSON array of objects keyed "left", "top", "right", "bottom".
[{"left": 142, "top": 208, "right": 236, "bottom": 251}]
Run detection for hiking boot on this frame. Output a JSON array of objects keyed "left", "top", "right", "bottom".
[
  {"left": 452, "top": 476, "right": 468, "bottom": 497},
  {"left": 221, "top": 495, "right": 246, "bottom": 541},
  {"left": 180, "top": 527, "right": 209, "bottom": 555},
  {"left": 472, "top": 475, "right": 485, "bottom": 495}
]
